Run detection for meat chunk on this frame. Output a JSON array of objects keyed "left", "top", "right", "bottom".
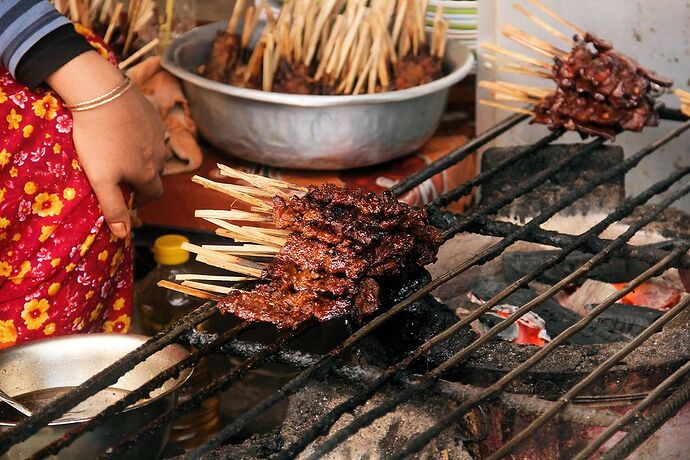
[
  {"left": 532, "top": 33, "right": 672, "bottom": 139},
  {"left": 218, "top": 185, "right": 444, "bottom": 329}
]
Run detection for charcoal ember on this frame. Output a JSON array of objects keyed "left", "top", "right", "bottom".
[
  {"left": 502, "top": 249, "right": 656, "bottom": 285},
  {"left": 470, "top": 280, "right": 627, "bottom": 344},
  {"left": 219, "top": 185, "right": 444, "bottom": 329},
  {"left": 589, "top": 303, "right": 663, "bottom": 339},
  {"left": 358, "top": 293, "right": 476, "bottom": 373},
  {"left": 532, "top": 33, "right": 673, "bottom": 140}
]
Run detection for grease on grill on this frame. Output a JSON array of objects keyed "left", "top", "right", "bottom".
[{"left": 218, "top": 185, "right": 444, "bottom": 329}]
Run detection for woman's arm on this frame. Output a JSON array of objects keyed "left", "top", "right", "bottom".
[
  {"left": 46, "top": 51, "right": 169, "bottom": 239},
  {"left": 1, "top": 1, "right": 169, "bottom": 238}
]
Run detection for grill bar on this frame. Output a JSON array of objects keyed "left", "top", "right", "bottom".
[
  {"left": 430, "top": 130, "right": 564, "bottom": 208},
  {"left": 389, "top": 112, "right": 528, "bottom": 196},
  {"left": 441, "top": 137, "right": 606, "bottom": 240},
  {"left": 180, "top": 332, "right": 621, "bottom": 426},
  {"left": 574, "top": 360, "right": 690, "bottom": 460},
  {"left": 455, "top": 217, "right": 690, "bottom": 269},
  {"left": 28, "top": 322, "right": 252, "bottom": 460},
  {"left": 278, "top": 169, "right": 690, "bottom": 459},
  {"left": 0, "top": 303, "right": 218, "bottom": 456},
  {"left": 101, "top": 324, "right": 309, "bottom": 458},
  {"left": 600, "top": 377, "right": 690, "bottom": 460},
  {"left": 484, "top": 291, "right": 690, "bottom": 460}
]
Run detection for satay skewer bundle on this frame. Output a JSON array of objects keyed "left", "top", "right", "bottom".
[
  {"left": 477, "top": 0, "right": 676, "bottom": 140},
  {"left": 202, "top": 0, "right": 450, "bottom": 95}
]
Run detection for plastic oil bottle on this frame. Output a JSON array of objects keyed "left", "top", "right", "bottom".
[{"left": 135, "top": 234, "right": 220, "bottom": 449}]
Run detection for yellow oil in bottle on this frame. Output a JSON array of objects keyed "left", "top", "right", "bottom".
[{"left": 135, "top": 235, "right": 220, "bottom": 449}]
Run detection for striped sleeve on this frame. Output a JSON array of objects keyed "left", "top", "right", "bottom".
[{"left": 0, "top": 0, "right": 72, "bottom": 75}]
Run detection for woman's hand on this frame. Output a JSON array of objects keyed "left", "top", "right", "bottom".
[{"left": 46, "top": 51, "right": 169, "bottom": 238}]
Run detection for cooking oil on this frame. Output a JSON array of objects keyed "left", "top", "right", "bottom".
[{"left": 135, "top": 234, "right": 220, "bottom": 449}]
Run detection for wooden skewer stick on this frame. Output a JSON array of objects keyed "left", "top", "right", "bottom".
[
  {"left": 503, "top": 24, "right": 568, "bottom": 59},
  {"left": 391, "top": 0, "right": 408, "bottom": 46},
  {"left": 194, "top": 209, "right": 274, "bottom": 223},
  {"left": 316, "top": 16, "right": 345, "bottom": 80},
  {"left": 200, "top": 244, "right": 280, "bottom": 254},
  {"left": 181, "top": 281, "right": 240, "bottom": 295},
  {"left": 343, "top": 22, "right": 370, "bottom": 94},
  {"left": 481, "top": 43, "right": 552, "bottom": 70},
  {"left": 228, "top": 0, "right": 247, "bottom": 34},
  {"left": 353, "top": 48, "right": 376, "bottom": 95},
  {"left": 479, "top": 99, "right": 536, "bottom": 116},
  {"left": 511, "top": 3, "right": 573, "bottom": 46},
  {"left": 103, "top": 2, "right": 123, "bottom": 44},
  {"left": 175, "top": 274, "right": 253, "bottom": 282},
  {"left": 438, "top": 20, "right": 449, "bottom": 59},
  {"left": 479, "top": 80, "right": 552, "bottom": 99},
  {"left": 305, "top": 0, "right": 338, "bottom": 66},
  {"left": 99, "top": 0, "right": 114, "bottom": 23},
  {"left": 215, "top": 227, "right": 284, "bottom": 248},
  {"left": 195, "top": 254, "right": 262, "bottom": 278},
  {"left": 244, "top": 36, "right": 266, "bottom": 83},
  {"left": 216, "top": 164, "right": 307, "bottom": 192},
  {"left": 241, "top": 5, "right": 257, "bottom": 49},
  {"left": 494, "top": 93, "right": 539, "bottom": 104},
  {"left": 497, "top": 64, "right": 552, "bottom": 79},
  {"left": 527, "top": 0, "right": 586, "bottom": 37},
  {"left": 208, "top": 218, "right": 288, "bottom": 247},
  {"left": 123, "top": 0, "right": 141, "bottom": 56},
  {"left": 118, "top": 38, "right": 159, "bottom": 70},
  {"left": 192, "top": 176, "right": 272, "bottom": 210},
  {"left": 368, "top": 30, "right": 382, "bottom": 94},
  {"left": 263, "top": 31, "right": 276, "bottom": 92},
  {"left": 335, "top": 5, "right": 366, "bottom": 77},
  {"left": 158, "top": 280, "right": 222, "bottom": 301},
  {"left": 182, "top": 242, "right": 265, "bottom": 278}
]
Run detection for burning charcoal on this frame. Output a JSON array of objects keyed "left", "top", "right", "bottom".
[
  {"left": 470, "top": 280, "right": 627, "bottom": 344},
  {"left": 589, "top": 303, "right": 663, "bottom": 339},
  {"left": 481, "top": 145, "right": 624, "bottom": 219},
  {"left": 564, "top": 279, "right": 618, "bottom": 316},
  {"left": 503, "top": 249, "right": 656, "bottom": 285},
  {"left": 611, "top": 281, "right": 683, "bottom": 310},
  {"left": 461, "top": 303, "right": 551, "bottom": 347},
  {"left": 567, "top": 279, "right": 683, "bottom": 315}
]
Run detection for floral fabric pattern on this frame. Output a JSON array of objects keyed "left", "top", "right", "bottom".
[{"left": 0, "top": 27, "right": 132, "bottom": 349}]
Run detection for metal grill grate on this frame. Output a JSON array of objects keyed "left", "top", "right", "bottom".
[{"left": 2, "top": 108, "right": 690, "bottom": 460}]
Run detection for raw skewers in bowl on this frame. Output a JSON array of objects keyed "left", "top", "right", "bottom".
[
  {"left": 478, "top": 0, "right": 676, "bottom": 140},
  {"left": 199, "top": 0, "right": 451, "bottom": 95},
  {"left": 160, "top": 166, "right": 445, "bottom": 329}
]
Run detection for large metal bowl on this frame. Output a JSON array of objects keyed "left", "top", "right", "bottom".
[
  {"left": 161, "top": 22, "right": 475, "bottom": 170},
  {"left": 0, "top": 334, "right": 192, "bottom": 460}
]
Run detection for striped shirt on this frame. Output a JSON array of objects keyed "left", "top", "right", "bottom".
[{"left": 0, "top": 0, "right": 92, "bottom": 89}]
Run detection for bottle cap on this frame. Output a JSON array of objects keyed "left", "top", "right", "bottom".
[{"left": 153, "top": 234, "right": 190, "bottom": 265}]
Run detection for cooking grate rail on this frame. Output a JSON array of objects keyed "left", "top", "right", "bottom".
[{"left": 0, "top": 113, "right": 688, "bottom": 459}]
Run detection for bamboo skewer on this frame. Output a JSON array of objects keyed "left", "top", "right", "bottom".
[
  {"left": 194, "top": 209, "right": 273, "bottom": 222},
  {"left": 479, "top": 99, "right": 536, "bottom": 116},
  {"left": 181, "top": 281, "right": 240, "bottom": 295},
  {"left": 209, "top": 218, "right": 288, "bottom": 247},
  {"left": 182, "top": 242, "right": 265, "bottom": 278},
  {"left": 175, "top": 274, "right": 254, "bottom": 282},
  {"left": 527, "top": 0, "right": 586, "bottom": 37},
  {"left": 503, "top": 24, "right": 568, "bottom": 59},
  {"left": 511, "top": 3, "right": 573, "bottom": 46},
  {"left": 103, "top": 1, "right": 123, "bottom": 44},
  {"left": 158, "top": 280, "right": 222, "bottom": 301},
  {"left": 118, "top": 37, "right": 159, "bottom": 70},
  {"left": 192, "top": 176, "right": 272, "bottom": 210},
  {"left": 481, "top": 43, "right": 553, "bottom": 70}
]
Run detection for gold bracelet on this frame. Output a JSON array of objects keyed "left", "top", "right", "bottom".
[{"left": 64, "top": 77, "right": 134, "bottom": 112}]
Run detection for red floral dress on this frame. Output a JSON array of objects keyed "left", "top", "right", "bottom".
[{"left": 0, "top": 26, "right": 133, "bottom": 349}]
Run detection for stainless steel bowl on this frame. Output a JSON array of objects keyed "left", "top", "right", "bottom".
[
  {"left": 161, "top": 22, "right": 475, "bottom": 170},
  {"left": 0, "top": 334, "right": 192, "bottom": 460}
]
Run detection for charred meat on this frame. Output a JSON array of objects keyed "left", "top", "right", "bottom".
[
  {"left": 532, "top": 33, "right": 673, "bottom": 140},
  {"left": 218, "top": 185, "right": 444, "bottom": 329}
]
